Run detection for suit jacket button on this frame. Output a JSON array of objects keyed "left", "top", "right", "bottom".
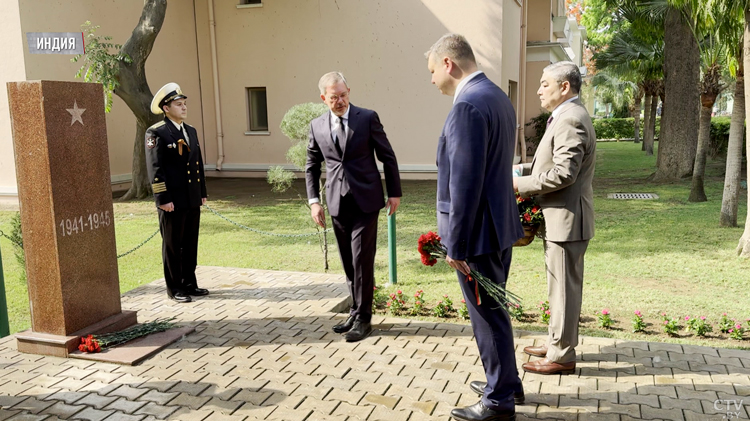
[
  {"left": 188, "top": 171, "right": 190, "bottom": 174},
  {"left": 197, "top": 178, "right": 200, "bottom": 182},
  {"left": 189, "top": 180, "right": 192, "bottom": 183}
]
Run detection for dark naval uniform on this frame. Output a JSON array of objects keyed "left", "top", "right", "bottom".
[{"left": 145, "top": 118, "right": 207, "bottom": 299}]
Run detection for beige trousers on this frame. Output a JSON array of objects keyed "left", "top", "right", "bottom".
[{"left": 543, "top": 239, "right": 589, "bottom": 364}]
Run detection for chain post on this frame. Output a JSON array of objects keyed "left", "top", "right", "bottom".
[{"left": 387, "top": 211, "right": 397, "bottom": 285}]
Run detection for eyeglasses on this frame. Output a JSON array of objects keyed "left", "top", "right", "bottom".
[{"left": 327, "top": 92, "right": 349, "bottom": 102}]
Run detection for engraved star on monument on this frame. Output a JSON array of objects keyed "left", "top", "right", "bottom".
[{"left": 66, "top": 100, "right": 86, "bottom": 126}]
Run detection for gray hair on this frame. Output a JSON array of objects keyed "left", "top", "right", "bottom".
[
  {"left": 424, "top": 33, "right": 476, "bottom": 66},
  {"left": 543, "top": 61, "right": 582, "bottom": 94},
  {"left": 318, "top": 71, "right": 348, "bottom": 94}
]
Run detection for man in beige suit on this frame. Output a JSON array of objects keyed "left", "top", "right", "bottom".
[{"left": 514, "top": 61, "right": 596, "bottom": 375}]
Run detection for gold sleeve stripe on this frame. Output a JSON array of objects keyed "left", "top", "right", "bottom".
[{"left": 153, "top": 187, "right": 167, "bottom": 194}]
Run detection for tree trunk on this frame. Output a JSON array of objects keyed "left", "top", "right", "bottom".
[
  {"left": 688, "top": 104, "right": 713, "bottom": 202},
  {"left": 116, "top": 0, "right": 167, "bottom": 200},
  {"left": 720, "top": 62, "right": 744, "bottom": 227},
  {"left": 655, "top": 6, "right": 700, "bottom": 180},
  {"left": 633, "top": 92, "right": 642, "bottom": 144},
  {"left": 642, "top": 94, "right": 652, "bottom": 150},
  {"left": 645, "top": 95, "right": 658, "bottom": 156},
  {"left": 737, "top": 10, "right": 750, "bottom": 257}
]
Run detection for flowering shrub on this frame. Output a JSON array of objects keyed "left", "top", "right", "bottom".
[
  {"left": 442, "top": 294, "right": 454, "bottom": 309},
  {"left": 410, "top": 289, "right": 425, "bottom": 316},
  {"left": 433, "top": 300, "right": 452, "bottom": 318},
  {"left": 598, "top": 309, "right": 613, "bottom": 329},
  {"left": 386, "top": 290, "right": 407, "bottom": 314},
  {"left": 729, "top": 323, "right": 745, "bottom": 340},
  {"left": 662, "top": 313, "right": 680, "bottom": 336},
  {"left": 373, "top": 286, "right": 388, "bottom": 309},
  {"left": 632, "top": 310, "right": 646, "bottom": 333},
  {"left": 506, "top": 302, "right": 524, "bottom": 322},
  {"left": 458, "top": 299, "right": 470, "bottom": 320},
  {"left": 718, "top": 313, "right": 732, "bottom": 333},
  {"left": 539, "top": 301, "right": 551, "bottom": 324},
  {"left": 516, "top": 193, "right": 544, "bottom": 227},
  {"left": 691, "top": 316, "right": 712, "bottom": 337}
]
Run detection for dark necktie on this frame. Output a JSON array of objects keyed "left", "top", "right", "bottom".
[
  {"left": 334, "top": 116, "right": 349, "bottom": 195},
  {"left": 546, "top": 115, "right": 554, "bottom": 128},
  {"left": 335, "top": 117, "right": 346, "bottom": 147}
]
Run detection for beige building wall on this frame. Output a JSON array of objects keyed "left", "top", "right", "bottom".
[
  {"left": 0, "top": 0, "right": 574, "bottom": 192},
  {"left": 209, "top": 0, "right": 509, "bottom": 175},
  {"left": 527, "top": 0, "right": 552, "bottom": 43},
  {"left": 0, "top": 0, "right": 26, "bottom": 198},
  {"left": 3, "top": 0, "right": 207, "bottom": 192}
]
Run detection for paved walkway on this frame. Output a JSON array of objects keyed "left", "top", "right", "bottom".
[{"left": 1, "top": 266, "right": 749, "bottom": 421}]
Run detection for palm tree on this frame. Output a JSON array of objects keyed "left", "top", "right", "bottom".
[
  {"left": 591, "top": 71, "right": 638, "bottom": 123},
  {"left": 712, "top": 0, "right": 746, "bottom": 226},
  {"left": 654, "top": 0, "right": 702, "bottom": 180},
  {"left": 689, "top": 32, "right": 727, "bottom": 202},
  {"left": 594, "top": 25, "right": 663, "bottom": 153}
]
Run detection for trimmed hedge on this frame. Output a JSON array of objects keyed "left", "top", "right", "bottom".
[
  {"left": 592, "top": 117, "right": 661, "bottom": 140},
  {"left": 593, "top": 116, "right": 744, "bottom": 156}
]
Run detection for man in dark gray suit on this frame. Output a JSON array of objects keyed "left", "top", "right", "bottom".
[
  {"left": 306, "top": 72, "right": 402, "bottom": 342},
  {"left": 427, "top": 34, "right": 524, "bottom": 421}
]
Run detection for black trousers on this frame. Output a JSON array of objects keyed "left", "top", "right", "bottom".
[
  {"left": 458, "top": 248, "right": 522, "bottom": 411},
  {"left": 331, "top": 194, "right": 379, "bottom": 323},
  {"left": 158, "top": 207, "right": 201, "bottom": 297}
]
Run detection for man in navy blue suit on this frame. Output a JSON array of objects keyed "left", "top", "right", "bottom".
[{"left": 426, "top": 34, "right": 525, "bottom": 421}]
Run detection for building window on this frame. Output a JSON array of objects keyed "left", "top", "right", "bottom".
[
  {"left": 237, "top": 0, "right": 262, "bottom": 8},
  {"left": 246, "top": 87, "right": 269, "bottom": 133}
]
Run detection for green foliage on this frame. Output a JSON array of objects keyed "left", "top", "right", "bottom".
[
  {"left": 71, "top": 21, "right": 132, "bottom": 113},
  {"left": 592, "top": 117, "right": 658, "bottom": 140},
  {"left": 525, "top": 111, "right": 551, "bottom": 151},
  {"left": 266, "top": 166, "right": 295, "bottom": 193},
  {"left": 279, "top": 103, "right": 328, "bottom": 142},
  {"left": 268, "top": 103, "right": 327, "bottom": 193},
  {"left": 9, "top": 213, "right": 25, "bottom": 280}
]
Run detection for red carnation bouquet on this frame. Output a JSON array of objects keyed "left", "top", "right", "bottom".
[
  {"left": 418, "top": 231, "right": 522, "bottom": 310},
  {"left": 516, "top": 193, "right": 543, "bottom": 227}
]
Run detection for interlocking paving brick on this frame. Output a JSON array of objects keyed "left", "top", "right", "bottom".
[
  {"left": 69, "top": 407, "right": 114, "bottom": 421},
  {"left": 7, "top": 267, "right": 750, "bottom": 421},
  {"left": 101, "top": 413, "right": 145, "bottom": 421},
  {"left": 104, "top": 398, "right": 147, "bottom": 414},
  {"left": 11, "top": 397, "right": 54, "bottom": 414},
  {"left": 134, "top": 402, "right": 179, "bottom": 419}
]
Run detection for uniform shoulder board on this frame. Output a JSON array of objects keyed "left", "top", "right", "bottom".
[{"left": 148, "top": 120, "right": 166, "bottom": 131}]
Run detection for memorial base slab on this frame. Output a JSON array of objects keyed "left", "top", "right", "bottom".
[{"left": 15, "top": 310, "right": 137, "bottom": 358}]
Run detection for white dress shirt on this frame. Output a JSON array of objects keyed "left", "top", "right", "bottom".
[
  {"left": 453, "top": 70, "right": 484, "bottom": 104},
  {"left": 310, "top": 106, "right": 351, "bottom": 205},
  {"left": 169, "top": 118, "right": 190, "bottom": 144}
]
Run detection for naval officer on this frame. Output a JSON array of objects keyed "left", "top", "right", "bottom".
[{"left": 145, "top": 83, "right": 209, "bottom": 303}]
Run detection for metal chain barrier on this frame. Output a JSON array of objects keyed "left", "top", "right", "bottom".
[
  {"left": 203, "top": 204, "right": 332, "bottom": 238},
  {"left": 0, "top": 230, "right": 21, "bottom": 248},
  {"left": 0, "top": 205, "right": 328, "bottom": 260},
  {"left": 116, "top": 228, "right": 160, "bottom": 259}
]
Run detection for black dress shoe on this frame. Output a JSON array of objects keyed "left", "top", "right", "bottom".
[
  {"left": 333, "top": 315, "right": 355, "bottom": 333},
  {"left": 450, "top": 401, "right": 515, "bottom": 421},
  {"left": 169, "top": 292, "right": 192, "bottom": 303},
  {"left": 469, "top": 381, "right": 525, "bottom": 405},
  {"left": 186, "top": 288, "right": 209, "bottom": 296},
  {"left": 344, "top": 320, "right": 372, "bottom": 342}
]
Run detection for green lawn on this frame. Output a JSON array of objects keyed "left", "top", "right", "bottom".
[{"left": 1, "top": 142, "right": 748, "bottom": 348}]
